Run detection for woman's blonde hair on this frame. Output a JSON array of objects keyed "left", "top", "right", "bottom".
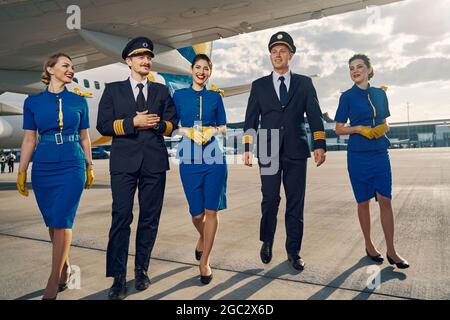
[
  {"left": 349, "top": 53, "right": 374, "bottom": 80},
  {"left": 41, "top": 53, "right": 72, "bottom": 84}
]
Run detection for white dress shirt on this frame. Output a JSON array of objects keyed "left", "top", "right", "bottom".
[
  {"left": 272, "top": 69, "right": 291, "bottom": 100},
  {"left": 129, "top": 77, "right": 148, "bottom": 101}
]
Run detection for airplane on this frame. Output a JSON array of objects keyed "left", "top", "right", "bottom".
[
  {"left": 0, "top": 58, "right": 250, "bottom": 148},
  {"left": 0, "top": 0, "right": 403, "bottom": 149}
]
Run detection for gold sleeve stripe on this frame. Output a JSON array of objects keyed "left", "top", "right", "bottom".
[
  {"left": 119, "top": 120, "right": 125, "bottom": 135},
  {"left": 163, "top": 121, "right": 173, "bottom": 136},
  {"left": 113, "top": 120, "right": 119, "bottom": 135},
  {"left": 242, "top": 135, "right": 253, "bottom": 144},
  {"left": 113, "top": 120, "right": 125, "bottom": 136},
  {"left": 313, "top": 131, "right": 326, "bottom": 140}
]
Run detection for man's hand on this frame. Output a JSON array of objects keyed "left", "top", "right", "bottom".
[
  {"left": 243, "top": 151, "right": 253, "bottom": 167},
  {"left": 314, "top": 149, "right": 326, "bottom": 167},
  {"left": 133, "top": 111, "right": 160, "bottom": 130}
]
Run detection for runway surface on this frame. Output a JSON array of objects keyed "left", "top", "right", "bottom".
[{"left": 1, "top": 148, "right": 449, "bottom": 300}]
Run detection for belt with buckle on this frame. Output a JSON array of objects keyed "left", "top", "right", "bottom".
[{"left": 39, "top": 134, "right": 80, "bottom": 144}]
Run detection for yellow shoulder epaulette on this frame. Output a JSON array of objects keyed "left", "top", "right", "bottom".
[
  {"left": 209, "top": 84, "right": 225, "bottom": 97},
  {"left": 73, "top": 87, "right": 93, "bottom": 97}
]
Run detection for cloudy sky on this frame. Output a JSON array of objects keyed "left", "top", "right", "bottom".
[{"left": 210, "top": 0, "right": 450, "bottom": 123}]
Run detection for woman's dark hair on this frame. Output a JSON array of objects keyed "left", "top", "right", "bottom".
[
  {"left": 349, "top": 53, "right": 374, "bottom": 80},
  {"left": 41, "top": 53, "right": 72, "bottom": 84},
  {"left": 191, "top": 54, "right": 212, "bottom": 69}
]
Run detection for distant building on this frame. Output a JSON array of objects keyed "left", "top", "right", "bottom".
[{"left": 225, "top": 115, "right": 450, "bottom": 153}]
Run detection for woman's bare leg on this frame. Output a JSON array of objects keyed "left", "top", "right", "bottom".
[
  {"left": 377, "top": 193, "right": 406, "bottom": 262},
  {"left": 357, "top": 200, "right": 381, "bottom": 256},
  {"left": 192, "top": 213, "right": 205, "bottom": 252},
  {"left": 199, "top": 209, "right": 219, "bottom": 276},
  {"left": 43, "top": 228, "right": 72, "bottom": 299},
  {"left": 48, "top": 228, "right": 70, "bottom": 284}
]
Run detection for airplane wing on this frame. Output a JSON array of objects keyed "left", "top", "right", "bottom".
[
  {"left": 221, "top": 84, "right": 251, "bottom": 98},
  {"left": 0, "top": 0, "right": 402, "bottom": 94},
  {"left": 0, "top": 102, "right": 22, "bottom": 116}
]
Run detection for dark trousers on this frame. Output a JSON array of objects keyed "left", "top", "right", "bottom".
[
  {"left": 106, "top": 169, "right": 166, "bottom": 278},
  {"left": 259, "top": 152, "right": 307, "bottom": 256}
]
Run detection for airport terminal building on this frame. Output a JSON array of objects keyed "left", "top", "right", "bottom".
[{"left": 226, "top": 115, "right": 450, "bottom": 152}]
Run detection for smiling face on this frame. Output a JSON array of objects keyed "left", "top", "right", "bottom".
[
  {"left": 126, "top": 53, "right": 152, "bottom": 76},
  {"left": 47, "top": 56, "right": 74, "bottom": 84},
  {"left": 191, "top": 59, "right": 211, "bottom": 87},
  {"left": 270, "top": 44, "right": 293, "bottom": 72},
  {"left": 349, "top": 59, "right": 371, "bottom": 84}
]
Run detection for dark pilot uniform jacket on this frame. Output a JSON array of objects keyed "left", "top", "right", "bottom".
[
  {"left": 243, "top": 73, "right": 326, "bottom": 159},
  {"left": 96, "top": 79, "right": 178, "bottom": 173}
]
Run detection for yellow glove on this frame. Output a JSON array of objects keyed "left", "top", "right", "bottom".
[
  {"left": 201, "top": 126, "right": 217, "bottom": 144},
  {"left": 184, "top": 127, "right": 203, "bottom": 145},
  {"left": 85, "top": 166, "right": 94, "bottom": 189},
  {"left": 372, "top": 122, "right": 389, "bottom": 139},
  {"left": 16, "top": 171, "right": 29, "bottom": 197},
  {"left": 357, "top": 126, "right": 376, "bottom": 139}
]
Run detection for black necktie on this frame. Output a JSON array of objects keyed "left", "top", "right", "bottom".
[
  {"left": 136, "top": 83, "right": 146, "bottom": 112},
  {"left": 279, "top": 76, "right": 288, "bottom": 107}
]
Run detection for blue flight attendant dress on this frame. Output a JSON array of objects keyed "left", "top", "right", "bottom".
[
  {"left": 23, "top": 87, "right": 89, "bottom": 228},
  {"left": 334, "top": 84, "right": 391, "bottom": 203},
  {"left": 173, "top": 86, "right": 227, "bottom": 217}
]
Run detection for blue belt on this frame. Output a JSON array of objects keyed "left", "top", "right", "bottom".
[{"left": 39, "top": 133, "right": 80, "bottom": 144}]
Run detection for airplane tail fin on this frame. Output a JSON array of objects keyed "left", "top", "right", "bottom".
[
  {"left": 175, "top": 42, "right": 252, "bottom": 97},
  {"left": 177, "top": 42, "right": 213, "bottom": 64}
]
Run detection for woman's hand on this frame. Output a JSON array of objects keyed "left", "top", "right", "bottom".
[
  {"left": 372, "top": 122, "right": 389, "bottom": 138},
  {"left": 182, "top": 127, "right": 203, "bottom": 145},
  {"left": 85, "top": 166, "right": 94, "bottom": 189},
  {"left": 201, "top": 126, "right": 217, "bottom": 144},
  {"left": 16, "top": 171, "right": 29, "bottom": 197},
  {"left": 335, "top": 123, "right": 368, "bottom": 136},
  {"left": 352, "top": 125, "right": 365, "bottom": 132},
  {"left": 355, "top": 126, "right": 376, "bottom": 139}
]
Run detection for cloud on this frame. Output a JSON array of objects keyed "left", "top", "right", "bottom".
[
  {"left": 210, "top": 0, "right": 450, "bottom": 123},
  {"left": 389, "top": 0, "right": 450, "bottom": 37}
]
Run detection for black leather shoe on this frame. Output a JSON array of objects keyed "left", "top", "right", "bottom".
[
  {"left": 260, "top": 241, "right": 273, "bottom": 264},
  {"left": 366, "top": 248, "right": 384, "bottom": 263},
  {"left": 287, "top": 254, "right": 305, "bottom": 271},
  {"left": 134, "top": 268, "right": 151, "bottom": 291},
  {"left": 108, "top": 275, "right": 127, "bottom": 300},
  {"left": 58, "top": 267, "right": 75, "bottom": 292},
  {"left": 200, "top": 265, "right": 213, "bottom": 285},
  {"left": 387, "top": 254, "right": 410, "bottom": 269},
  {"left": 195, "top": 249, "right": 203, "bottom": 261}
]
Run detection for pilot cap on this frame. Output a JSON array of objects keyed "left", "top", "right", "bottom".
[
  {"left": 122, "top": 36, "right": 154, "bottom": 59},
  {"left": 268, "top": 31, "right": 296, "bottom": 53}
]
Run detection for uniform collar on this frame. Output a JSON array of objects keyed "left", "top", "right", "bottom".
[
  {"left": 353, "top": 83, "right": 371, "bottom": 94},
  {"left": 272, "top": 69, "right": 291, "bottom": 81},
  {"left": 129, "top": 76, "right": 148, "bottom": 89},
  {"left": 45, "top": 86, "right": 68, "bottom": 97},
  {"left": 190, "top": 84, "right": 207, "bottom": 94}
]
